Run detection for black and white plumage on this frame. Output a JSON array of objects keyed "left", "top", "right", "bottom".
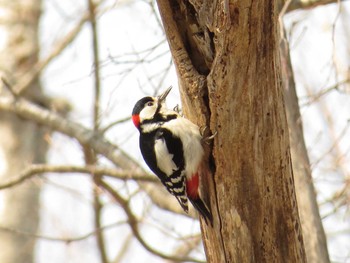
[{"left": 132, "top": 87, "right": 213, "bottom": 224}]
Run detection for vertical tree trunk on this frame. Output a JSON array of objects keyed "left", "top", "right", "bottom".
[
  {"left": 156, "top": 0, "right": 307, "bottom": 262},
  {"left": 0, "top": 1, "right": 47, "bottom": 262},
  {"left": 280, "top": 34, "right": 330, "bottom": 263}
]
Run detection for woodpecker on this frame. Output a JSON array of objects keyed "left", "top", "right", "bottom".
[{"left": 132, "top": 87, "right": 213, "bottom": 224}]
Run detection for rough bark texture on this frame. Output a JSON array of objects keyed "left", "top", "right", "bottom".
[
  {"left": 0, "top": 1, "right": 47, "bottom": 262},
  {"left": 280, "top": 35, "right": 330, "bottom": 263},
  {"left": 156, "top": 0, "right": 307, "bottom": 262}
]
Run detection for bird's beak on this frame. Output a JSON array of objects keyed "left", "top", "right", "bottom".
[{"left": 158, "top": 86, "right": 172, "bottom": 103}]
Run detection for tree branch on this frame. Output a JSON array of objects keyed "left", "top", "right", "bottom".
[
  {"left": 0, "top": 164, "right": 157, "bottom": 190},
  {"left": 0, "top": 221, "right": 126, "bottom": 243},
  {"left": 165, "top": 235, "right": 203, "bottom": 263},
  {"left": 0, "top": 95, "right": 197, "bottom": 219},
  {"left": 0, "top": 96, "right": 134, "bottom": 169},
  {"left": 99, "top": 179, "right": 205, "bottom": 263},
  {"left": 15, "top": 12, "right": 90, "bottom": 95},
  {"left": 86, "top": 0, "right": 107, "bottom": 261}
]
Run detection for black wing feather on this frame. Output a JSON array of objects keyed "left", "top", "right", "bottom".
[
  {"left": 139, "top": 128, "right": 185, "bottom": 180},
  {"left": 139, "top": 128, "right": 188, "bottom": 211}
]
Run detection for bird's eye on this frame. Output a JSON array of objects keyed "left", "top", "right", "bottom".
[{"left": 147, "top": 102, "right": 153, "bottom": 107}]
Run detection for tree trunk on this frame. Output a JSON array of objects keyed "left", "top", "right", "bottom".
[
  {"left": 156, "top": 0, "right": 307, "bottom": 262},
  {"left": 0, "top": 1, "right": 47, "bottom": 262},
  {"left": 280, "top": 33, "right": 330, "bottom": 263}
]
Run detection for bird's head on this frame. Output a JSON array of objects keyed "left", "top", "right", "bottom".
[{"left": 131, "top": 86, "right": 172, "bottom": 130}]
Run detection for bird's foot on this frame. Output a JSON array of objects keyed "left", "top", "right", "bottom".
[
  {"left": 200, "top": 126, "right": 217, "bottom": 145},
  {"left": 173, "top": 104, "right": 183, "bottom": 115}
]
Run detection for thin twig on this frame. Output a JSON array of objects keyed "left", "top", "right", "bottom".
[
  {"left": 87, "top": 0, "right": 107, "bottom": 261},
  {"left": 0, "top": 221, "right": 126, "bottom": 243},
  {"left": 0, "top": 164, "right": 157, "bottom": 190},
  {"left": 15, "top": 12, "right": 90, "bottom": 95},
  {"left": 99, "top": 179, "right": 205, "bottom": 263},
  {"left": 165, "top": 235, "right": 203, "bottom": 263},
  {"left": 0, "top": 96, "right": 196, "bottom": 218},
  {"left": 1, "top": 77, "right": 18, "bottom": 97},
  {"left": 0, "top": 96, "right": 135, "bottom": 169},
  {"left": 112, "top": 233, "right": 133, "bottom": 263},
  {"left": 99, "top": 116, "right": 131, "bottom": 134},
  {"left": 301, "top": 78, "right": 350, "bottom": 106}
]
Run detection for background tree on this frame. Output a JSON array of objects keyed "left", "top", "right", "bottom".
[
  {"left": 280, "top": 15, "right": 330, "bottom": 261},
  {"left": 0, "top": 0, "right": 349, "bottom": 262},
  {"left": 0, "top": 0, "right": 47, "bottom": 262}
]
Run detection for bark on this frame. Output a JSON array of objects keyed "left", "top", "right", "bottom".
[
  {"left": 280, "top": 33, "right": 330, "bottom": 263},
  {"left": 0, "top": 1, "right": 47, "bottom": 262},
  {"left": 156, "top": 0, "right": 306, "bottom": 262}
]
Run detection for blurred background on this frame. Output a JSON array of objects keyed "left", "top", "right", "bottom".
[{"left": 0, "top": 0, "right": 349, "bottom": 262}]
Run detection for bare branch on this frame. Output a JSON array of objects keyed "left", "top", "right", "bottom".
[
  {"left": 99, "top": 179, "right": 205, "bottom": 263},
  {"left": 0, "top": 96, "right": 135, "bottom": 169},
  {"left": 0, "top": 164, "right": 157, "bottom": 190},
  {"left": 100, "top": 116, "right": 131, "bottom": 134},
  {"left": 0, "top": 221, "right": 126, "bottom": 243},
  {"left": 89, "top": 0, "right": 102, "bottom": 131},
  {"left": 86, "top": 0, "right": 107, "bottom": 261},
  {"left": 301, "top": 78, "right": 350, "bottom": 106},
  {"left": 14, "top": 13, "right": 90, "bottom": 95},
  {"left": 0, "top": 96, "right": 197, "bottom": 218},
  {"left": 165, "top": 235, "right": 203, "bottom": 263},
  {"left": 112, "top": 233, "right": 133, "bottom": 263}
]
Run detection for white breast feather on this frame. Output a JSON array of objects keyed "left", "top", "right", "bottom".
[
  {"left": 154, "top": 137, "right": 178, "bottom": 176},
  {"left": 162, "top": 117, "right": 204, "bottom": 179}
]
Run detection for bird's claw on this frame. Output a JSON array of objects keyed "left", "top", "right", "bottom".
[
  {"left": 199, "top": 125, "right": 207, "bottom": 137},
  {"left": 200, "top": 126, "right": 217, "bottom": 145},
  {"left": 173, "top": 105, "right": 183, "bottom": 116},
  {"left": 173, "top": 104, "right": 180, "bottom": 113}
]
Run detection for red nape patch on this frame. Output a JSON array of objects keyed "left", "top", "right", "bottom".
[
  {"left": 186, "top": 174, "right": 199, "bottom": 198},
  {"left": 132, "top": 114, "right": 140, "bottom": 128}
]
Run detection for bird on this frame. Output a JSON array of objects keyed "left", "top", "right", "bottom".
[{"left": 131, "top": 86, "right": 213, "bottom": 225}]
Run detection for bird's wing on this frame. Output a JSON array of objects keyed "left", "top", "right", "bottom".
[
  {"left": 154, "top": 135, "right": 178, "bottom": 176},
  {"left": 139, "top": 129, "right": 189, "bottom": 212}
]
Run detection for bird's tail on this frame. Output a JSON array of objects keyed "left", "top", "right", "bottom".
[
  {"left": 175, "top": 195, "right": 189, "bottom": 213},
  {"left": 186, "top": 173, "right": 213, "bottom": 225},
  {"left": 188, "top": 196, "right": 213, "bottom": 226}
]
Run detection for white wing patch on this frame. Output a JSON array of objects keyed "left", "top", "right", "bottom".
[{"left": 154, "top": 137, "right": 178, "bottom": 176}]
